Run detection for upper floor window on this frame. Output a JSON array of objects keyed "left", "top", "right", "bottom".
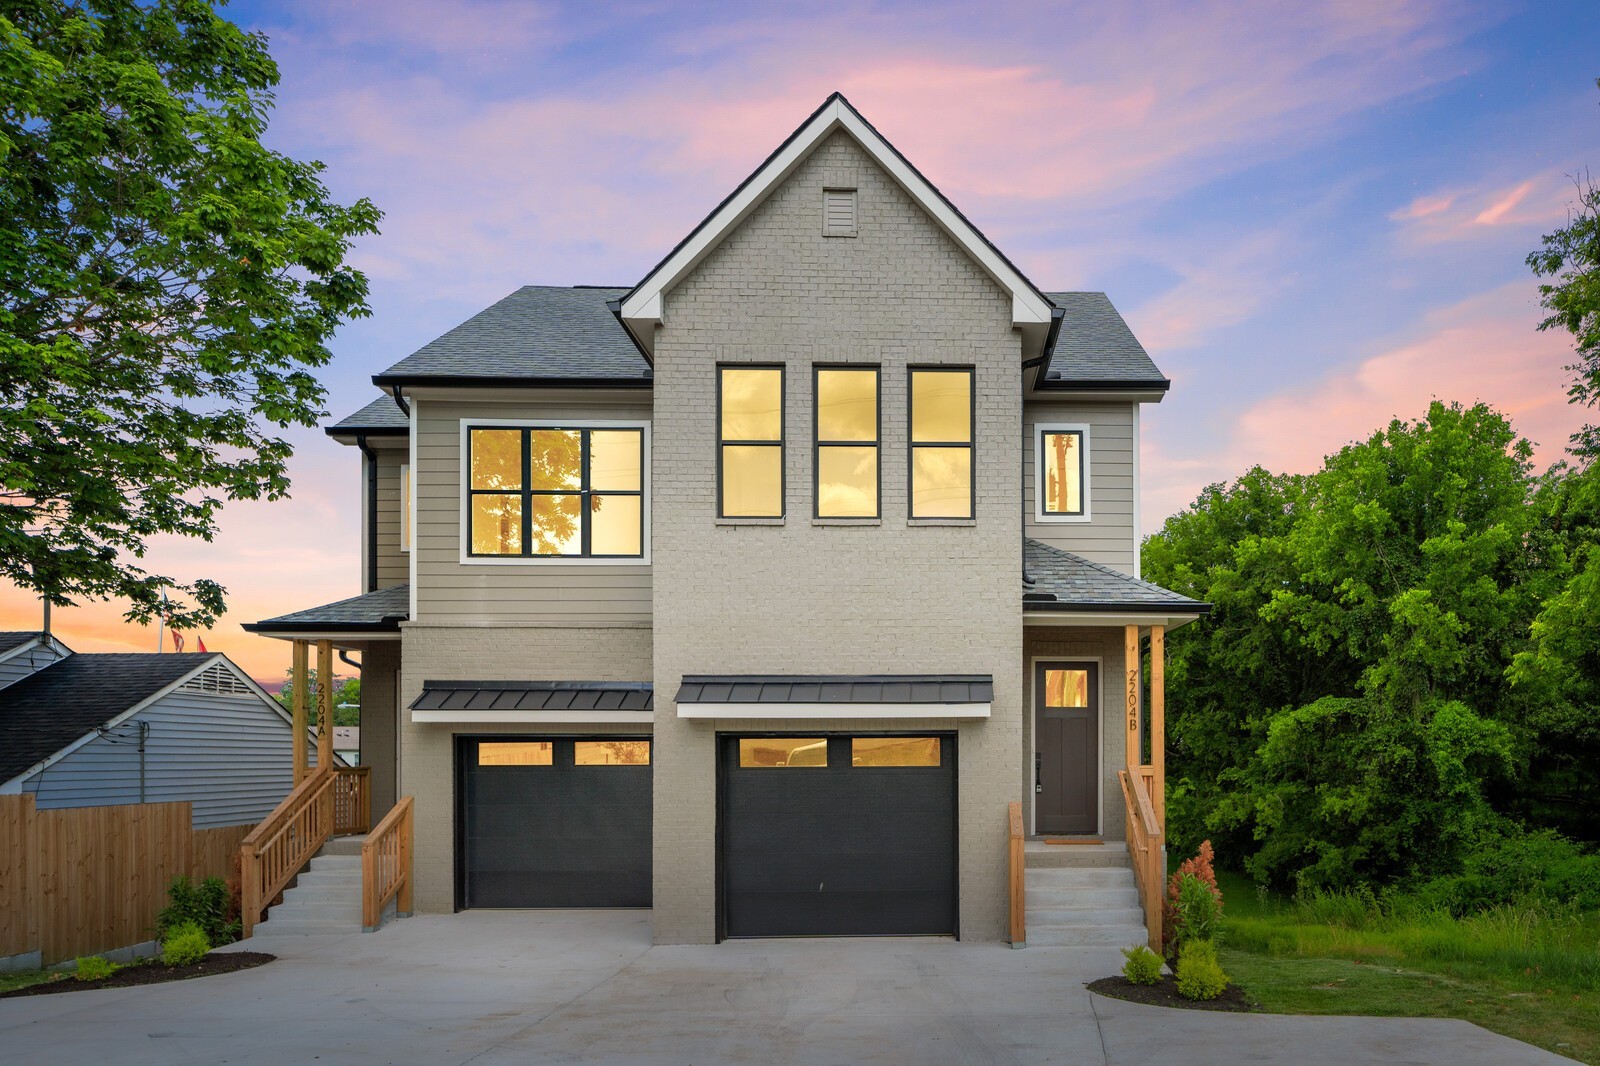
[
  {"left": 909, "top": 367, "right": 974, "bottom": 519},
  {"left": 719, "top": 366, "right": 784, "bottom": 518},
  {"left": 1036, "top": 424, "right": 1089, "bottom": 521},
  {"left": 466, "top": 426, "right": 644, "bottom": 558},
  {"left": 815, "top": 366, "right": 879, "bottom": 518}
]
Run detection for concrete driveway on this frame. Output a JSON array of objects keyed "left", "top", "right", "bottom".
[{"left": 0, "top": 911, "right": 1574, "bottom": 1065}]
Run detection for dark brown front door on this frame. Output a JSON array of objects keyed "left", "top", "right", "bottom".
[{"left": 1035, "top": 662, "right": 1098, "bottom": 835}]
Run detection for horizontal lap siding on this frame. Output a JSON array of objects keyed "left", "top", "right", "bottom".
[
  {"left": 375, "top": 445, "right": 409, "bottom": 589},
  {"left": 1024, "top": 401, "right": 1138, "bottom": 575},
  {"left": 414, "top": 398, "right": 652, "bottom": 625},
  {"left": 0, "top": 643, "right": 66, "bottom": 690}
]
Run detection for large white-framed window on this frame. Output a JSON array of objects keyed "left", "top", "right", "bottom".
[
  {"left": 458, "top": 419, "right": 650, "bottom": 565},
  {"left": 1035, "top": 422, "right": 1090, "bottom": 523}
]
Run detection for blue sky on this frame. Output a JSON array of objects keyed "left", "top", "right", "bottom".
[{"left": 5, "top": 0, "right": 1598, "bottom": 675}]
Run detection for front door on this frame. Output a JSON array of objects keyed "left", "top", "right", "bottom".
[{"left": 1035, "top": 662, "right": 1098, "bottom": 835}]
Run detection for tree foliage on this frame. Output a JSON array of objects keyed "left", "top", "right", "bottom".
[
  {"left": 274, "top": 667, "right": 359, "bottom": 727},
  {"left": 0, "top": 0, "right": 380, "bottom": 627}
]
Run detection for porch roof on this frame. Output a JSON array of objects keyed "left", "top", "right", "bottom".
[
  {"left": 243, "top": 584, "right": 410, "bottom": 637},
  {"left": 1023, "top": 540, "right": 1209, "bottom": 614}
]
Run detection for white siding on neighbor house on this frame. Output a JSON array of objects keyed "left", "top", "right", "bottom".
[
  {"left": 372, "top": 443, "right": 409, "bottom": 589},
  {"left": 412, "top": 396, "right": 653, "bottom": 625},
  {"left": 0, "top": 641, "right": 67, "bottom": 690},
  {"left": 19, "top": 689, "right": 295, "bottom": 829},
  {"left": 1024, "top": 400, "right": 1138, "bottom": 576}
]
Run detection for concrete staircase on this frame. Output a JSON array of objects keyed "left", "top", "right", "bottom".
[
  {"left": 1023, "top": 840, "right": 1151, "bottom": 948},
  {"left": 250, "top": 835, "right": 365, "bottom": 938}
]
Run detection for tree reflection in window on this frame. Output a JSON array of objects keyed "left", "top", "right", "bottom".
[{"left": 468, "top": 427, "right": 643, "bottom": 557}]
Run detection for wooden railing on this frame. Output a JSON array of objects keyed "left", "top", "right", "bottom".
[
  {"left": 1119, "top": 768, "right": 1164, "bottom": 954},
  {"left": 1007, "top": 801, "right": 1025, "bottom": 947},
  {"left": 239, "top": 767, "right": 335, "bottom": 938},
  {"left": 332, "top": 767, "right": 371, "bottom": 835},
  {"left": 361, "top": 795, "right": 414, "bottom": 932}
]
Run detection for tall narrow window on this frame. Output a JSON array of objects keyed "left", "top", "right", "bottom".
[
  {"left": 909, "top": 368, "right": 974, "bottom": 519},
  {"left": 719, "top": 366, "right": 784, "bottom": 518},
  {"left": 466, "top": 427, "right": 644, "bottom": 557},
  {"left": 1038, "top": 426, "right": 1087, "bottom": 518},
  {"left": 815, "top": 366, "right": 879, "bottom": 518}
]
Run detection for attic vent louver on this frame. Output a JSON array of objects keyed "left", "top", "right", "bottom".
[
  {"left": 180, "top": 661, "right": 253, "bottom": 698},
  {"left": 823, "top": 188, "right": 856, "bottom": 237}
]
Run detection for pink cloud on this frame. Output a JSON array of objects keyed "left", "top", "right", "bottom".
[{"left": 1391, "top": 173, "right": 1573, "bottom": 243}]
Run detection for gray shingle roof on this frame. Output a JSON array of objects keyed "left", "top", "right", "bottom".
[
  {"left": 0, "top": 653, "right": 216, "bottom": 783},
  {"left": 0, "top": 631, "right": 42, "bottom": 656},
  {"left": 1042, "top": 292, "right": 1167, "bottom": 389},
  {"left": 1024, "top": 539, "right": 1208, "bottom": 613},
  {"left": 244, "top": 584, "right": 410, "bottom": 634},
  {"left": 372, "top": 286, "right": 652, "bottom": 387},
  {"left": 411, "top": 680, "right": 653, "bottom": 713},
  {"left": 327, "top": 394, "right": 409, "bottom": 436},
  {"left": 676, "top": 675, "right": 994, "bottom": 705}
]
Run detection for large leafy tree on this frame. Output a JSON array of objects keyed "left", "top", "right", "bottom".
[{"left": 0, "top": 0, "right": 380, "bottom": 627}]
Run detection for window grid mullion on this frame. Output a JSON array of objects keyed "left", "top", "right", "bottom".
[{"left": 520, "top": 429, "right": 533, "bottom": 556}]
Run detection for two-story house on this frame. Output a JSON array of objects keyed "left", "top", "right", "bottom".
[{"left": 246, "top": 94, "right": 1208, "bottom": 946}]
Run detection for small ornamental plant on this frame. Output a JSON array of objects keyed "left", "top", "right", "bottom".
[
  {"left": 1175, "top": 939, "right": 1229, "bottom": 1001},
  {"left": 1163, "top": 840, "right": 1224, "bottom": 958},
  {"left": 161, "top": 921, "right": 211, "bottom": 967},
  {"left": 1120, "top": 944, "right": 1162, "bottom": 985},
  {"left": 74, "top": 955, "right": 117, "bottom": 982}
]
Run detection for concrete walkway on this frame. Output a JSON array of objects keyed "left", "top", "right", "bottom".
[{"left": 0, "top": 911, "right": 1574, "bottom": 1065}]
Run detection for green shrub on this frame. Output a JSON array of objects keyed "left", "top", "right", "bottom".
[
  {"left": 1121, "top": 944, "right": 1163, "bottom": 985},
  {"left": 157, "top": 875, "right": 239, "bottom": 945},
  {"left": 73, "top": 955, "right": 117, "bottom": 982},
  {"left": 1173, "top": 872, "right": 1223, "bottom": 945},
  {"left": 1163, "top": 841, "right": 1224, "bottom": 956},
  {"left": 160, "top": 921, "right": 210, "bottom": 967},
  {"left": 1175, "top": 939, "right": 1229, "bottom": 1001}
]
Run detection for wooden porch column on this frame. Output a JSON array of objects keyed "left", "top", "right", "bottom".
[
  {"left": 1150, "top": 625, "right": 1166, "bottom": 828},
  {"left": 1124, "top": 624, "right": 1141, "bottom": 771},
  {"left": 291, "top": 640, "right": 309, "bottom": 786},
  {"left": 317, "top": 639, "right": 334, "bottom": 773}
]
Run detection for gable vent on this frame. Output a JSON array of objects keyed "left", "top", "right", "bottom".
[
  {"left": 823, "top": 188, "right": 857, "bottom": 237},
  {"left": 180, "top": 661, "right": 254, "bottom": 698}
]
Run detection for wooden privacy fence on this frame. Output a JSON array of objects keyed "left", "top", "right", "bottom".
[{"left": 0, "top": 795, "right": 256, "bottom": 966}]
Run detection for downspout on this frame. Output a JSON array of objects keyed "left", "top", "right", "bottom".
[
  {"left": 388, "top": 385, "right": 410, "bottom": 416},
  {"left": 356, "top": 434, "right": 379, "bottom": 593}
]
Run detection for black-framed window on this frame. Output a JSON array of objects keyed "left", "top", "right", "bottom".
[
  {"left": 718, "top": 365, "right": 784, "bottom": 518},
  {"left": 1038, "top": 427, "right": 1086, "bottom": 517},
  {"left": 908, "top": 367, "right": 975, "bottom": 519},
  {"left": 467, "top": 426, "right": 644, "bottom": 557},
  {"left": 814, "top": 365, "right": 880, "bottom": 518}
]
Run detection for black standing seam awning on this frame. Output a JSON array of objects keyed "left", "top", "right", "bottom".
[
  {"left": 675, "top": 675, "right": 993, "bottom": 706},
  {"left": 411, "top": 681, "right": 654, "bottom": 714}
]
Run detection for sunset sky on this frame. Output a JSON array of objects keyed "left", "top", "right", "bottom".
[{"left": 5, "top": 0, "right": 1598, "bottom": 682}]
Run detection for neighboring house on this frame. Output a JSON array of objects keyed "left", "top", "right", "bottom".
[
  {"left": 246, "top": 93, "right": 1209, "bottom": 944},
  {"left": 0, "top": 636, "right": 313, "bottom": 829},
  {"left": 0, "top": 630, "right": 70, "bottom": 690}
]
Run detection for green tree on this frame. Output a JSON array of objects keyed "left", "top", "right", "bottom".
[
  {"left": 0, "top": 0, "right": 380, "bottom": 628},
  {"left": 274, "top": 667, "right": 359, "bottom": 727}
]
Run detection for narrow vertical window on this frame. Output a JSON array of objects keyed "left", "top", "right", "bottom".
[
  {"left": 815, "top": 367, "right": 879, "bottom": 518},
  {"left": 719, "top": 366, "right": 784, "bottom": 518},
  {"left": 909, "top": 368, "right": 974, "bottom": 519},
  {"left": 1038, "top": 427, "right": 1087, "bottom": 518}
]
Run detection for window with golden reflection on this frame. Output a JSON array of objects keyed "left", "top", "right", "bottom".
[
  {"left": 1044, "top": 669, "right": 1090, "bottom": 708},
  {"left": 851, "top": 736, "right": 940, "bottom": 766},
  {"left": 466, "top": 427, "right": 644, "bottom": 557},
  {"left": 816, "top": 367, "right": 879, "bottom": 517},
  {"left": 719, "top": 367, "right": 784, "bottom": 517},
  {"left": 477, "top": 741, "right": 553, "bottom": 766},
  {"left": 738, "top": 737, "right": 828, "bottom": 767},
  {"left": 574, "top": 740, "right": 651, "bottom": 766},
  {"left": 1040, "top": 429, "right": 1085, "bottom": 516},
  {"left": 909, "top": 368, "right": 974, "bottom": 519}
]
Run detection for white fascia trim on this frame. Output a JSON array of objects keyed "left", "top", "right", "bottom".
[
  {"left": 411, "top": 709, "right": 653, "bottom": 725},
  {"left": 619, "top": 97, "right": 1052, "bottom": 351},
  {"left": 677, "top": 702, "right": 991, "bottom": 720},
  {"left": 1034, "top": 422, "right": 1093, "bottom": 525}
]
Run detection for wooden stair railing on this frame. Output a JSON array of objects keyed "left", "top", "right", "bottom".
[
  {"left": 361, "top": 795, "right": 414, "bottom": 931},
  {"left": 239, "top": 767, "right": 335, "bottom": 938},
  {"left": 1119, "top": 768, "right": 1164, "bottom": 954},
  {"left": 332, "top": 766, "right": 371, "bottom": 835},
  {"left": 1007, "top": 801, "right": 1026, "bottom": 947}
]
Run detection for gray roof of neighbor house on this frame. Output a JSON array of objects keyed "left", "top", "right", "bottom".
[
  {"left": 0, "top": 653, "right": 216, "bottom": 783},
  {"left": 1041, "top": 292, "right": 1167, "bottom": 389},
  {"left": 243, "top": 584, "right": 410, "bottom": 634},
  {"left": 326, "top": 394, "right": 410, "bottom": 436},
  {"left": 676, "top": 675, "right": 994, "bottom": 705},
  {"left": 1024, "top": 539, "right": 1208, "bottom": 613},
  {"left": 411, "top": 680, "right": 654, "bottom": 713},
  {"left": 0, "top": 631, "right": 43, "bottom": 656},
  {"left": 371, "top": 286, "right": 652, "bottom": 388}
]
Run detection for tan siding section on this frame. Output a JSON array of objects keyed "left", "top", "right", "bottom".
[
  {"left": 1024, "top": 400, "right": 1137, "bottom": 575},
  {"left": 373, "top": 445, "right": 408, "bottom": 589},
  {"left": 412, "top": 396, "right": 652, "bottom": 624}
]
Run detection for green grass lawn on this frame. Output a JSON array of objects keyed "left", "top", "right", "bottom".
[
  {"left": 1213, "top": 870, "right": 1600, "bottom": 1063},
  {"left": 0, "top": 968, "right": 64, "bottom": 995}
]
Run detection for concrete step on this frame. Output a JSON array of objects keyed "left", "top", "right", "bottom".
[
  {"left": 1024, "top": 843, "right": 1133, "bottom": 869},
  {"left": 1029, "top": 906, "right": 1147, "bottom": 928},
  {"left": 251, "top": 917, "right": 361, "bottom": 936},
  {"left": 1026, "top": 886, "right": 1140, "bottom": 909},
  {"left": 320, "top": 834, "right": 368, "bottom": 857},
  {"left": 278, "top": 882, "right": 357, "bottom": 904},
  {"left": 1023, "top": 866, "right": 1137, "bottom": 889},
  {"left": 1027, "top": 923, "right": 1151, "bottom": 948}
]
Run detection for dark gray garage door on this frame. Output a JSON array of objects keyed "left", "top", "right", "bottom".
[
  {"left": 457, "top": 736, "right": 651, "bottom": 909},
  {"left": 720, "top": 733, "right": 956, "bottom": 937}
]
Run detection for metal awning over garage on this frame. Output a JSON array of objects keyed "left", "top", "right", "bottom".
[
  {"left": 411, "top": 681, "right": 653, "bottom": 724},
  {"left": 675, "top": 675, "right": 992, "bottom": 720}
]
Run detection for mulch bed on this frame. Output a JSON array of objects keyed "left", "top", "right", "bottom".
[
  {"left": 1086, "top": 974, "right": 1257, "bottom": 1012},
  {"left": 0, "top": 951, "right": 275, "bottom": 999}
]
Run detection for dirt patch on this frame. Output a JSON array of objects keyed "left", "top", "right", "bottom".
[
  {"left": 0, "top": 952, "right": 274, "bottom": 999},
  {"left": 1086, "top": 974, "right": 1257, "bottom": 1012}
]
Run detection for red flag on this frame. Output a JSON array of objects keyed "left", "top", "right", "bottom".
[
  {"left": 171, "top": 631, "right": 185, "bottom": 652},
  {"left": 197, "top": 637, "right": 208, "bottom": 653}
]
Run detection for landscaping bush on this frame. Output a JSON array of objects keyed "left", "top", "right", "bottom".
[
  {"left": 158, "top": 875, "right": 240, "bottom": 945},
  {"left": 73, "top": 955, "right": 117, "bottom": 982},
  {"left": 160, "top": 921, "right": 210, "bottom": 967},
  {"left": 1120, "top": 944, "right": 1163, "bottom": 985},
  {"left": 1175, "top": 939, "right": 1229, "bottom": 1001},
  {"left": 1163, "top": 841, "right": 1224, "bottom": 956}
]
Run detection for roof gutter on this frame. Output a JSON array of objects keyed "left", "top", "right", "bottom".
[
  {"left": 355, "top": 434, "right": 379, "bottom": 594},
  {"left": 1021, "top": 597, "right": 1212, "bottom": 615},
  {"left": 388, "top": 385, "right": 410, "bottom": 416},
  {"left": 1036, "top": 378, "right": 1171, "bottom": 393},
  {"left": 372, "top": 373, "right": 653, "bottom": 390}
]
